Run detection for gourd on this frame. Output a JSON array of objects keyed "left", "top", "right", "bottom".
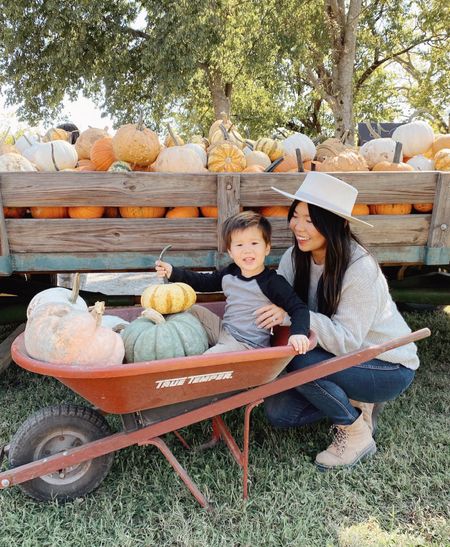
[
  {"left": 75, "top": 127, "right": 109, "bottom": 160},
  {"left": 242, "top": 164, "right": 265, "bottom": 173},
  {"left": 108, "top": 160, "right": 133, "bottom": 172},
  {"left": 31, "top": 141, "right": 79, "bottom": 171},
  {"left": 372, "top": 142, "right": 414, "bottom": 172},
  {"left": 30, "top": 207, "right": 68, "bottom": 219},
  {"left": 209, "top": 124, "right": 245, "bottom": 149},
  {"left": 43, "top": 128, "right": 70, "bottom": 142},
  {"left": 208, "top": 138, "right": 246, "bottom": 172},
  {"left": 208, "top": 112, "right": 233, "bottom": 141},
  {"left": 434, "top": 148, "right": 450, "bottom": 171},
  {"left": 371, "top": 204, "right": 412, "bottom": 215},
  {"left": 121, "top": 308, "right": 208, "bottom": 363},
  {"left": 112, "top": 114, "right": 161, "bottom": 166},
  {"left": 68, "top": 206, "right": 105, "bottom": 219},
  {"left": 141, "top": 282, "right": 197, "bottom": 314},
  {"left": 152, "top": 146, "right": 206, "bottom": 173},
  {"left": 182, "top": 143, "right": 207, "bottom": 167},
  {"left": 119, "top": 206, "right": 166, "bottom": 218},
  {"left": 76, "top": 159, "right": 97, "bottom": 171},
  {"left": 25, "top": 301, "right": 125, "bottom": 366},
  {"left": 392, "top": 120, "right": 434, "bottom": 157},
  {"left": 282, "top": 133, "right": 316, "bottom": 161},
  {"left": 245, "top": 150, "right": 271, "bottom": 170},
  {"left": 253, "top": 138, "right": 284, "bottom": 161},
  {"left": 91, "top": 137, "right": 116, "bottom": 171},
  {"left": 359, "top": 138, "right": 399, "bottom": 169},
  {"left": 0, "top": 153, "right": 36, "bottom": 172},
  {"left": 432, "top": 134, "right": 450, "bottom": 156},
  {"left": 319, "top": 151, "right": 369, "bottom": 172},
  {"left": 27, "top": 272, "right": 87, "bottom": 318},
  {"left": 200, "top": 206, "right": 218, "bottom": 218},
  {"left": 406, "top": 155, "right": 435, "bottom": 171},
  {"left": 166, "top": 207, "right": 200, "bottom": 218},
  {"left": 164, "top": 124, "right": 185, "bottom": 147}
]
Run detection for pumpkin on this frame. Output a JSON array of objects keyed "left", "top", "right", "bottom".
[
  {"left": 14, "top": 133, "right": 40, "bottom": 155},
  {"left": 432, "top": 134, "right": 450, "bottom": 156},
  {"left": 434, "top": 148, "right": 450, "bottom": 171},
  {"left": 209, "top": 124, "right": 245, "bottom": 149},
  {"left": 43, "top": 128, "right": 70, "bottom": 142},
  {"left": 208, "top": 112, "right": 234, "bottom": 141},
  {"left": 25, "top": 301, "right": 125, "bottom": 366},
  {"left": 372, "top": 142, "right": 414, "bottom": 172},
  {"left": 141, "top": 282, "right": 196, "bottom": 314},
  {"left": 0, "top": 152, "right": 36, "bottom": 172},
  {"left": 359, "top": 138, "right": 400, "bottom": 169},
  {"left": 319, "top": 151, "right": 369, "bottom": 172},
  {"left": 3, "top": 207, "right": 27, "bottom": 218},
  {"left": 391, "top": 120, "right": 434, "bottom": 157},
  {"left": 30, "top": 207, "right": 68, "bottom": 219},
  {"left": 182, "top": 143, "right": 207, "bottom": 167},
  {"left": 200, "top": 206, "right": 218, "bottom": 218},
  {"left": 121, "top": 308, "right": 208, "bottom": 363},
  {"left": 31, "top": 141, "right": 78, "bottom": 171},
  {"left": 191, "top": 135, "right": 209, "bottom": 150},
  {"left": 371, "top": 204, "right": 412, "bottom": 215},
  {"left": 91, "top": 136, "right": 116, "bottom": 171},
  {"left": 164, "top": 124, "right": 185, "bottom": 147},
  {"left": 119, "top": 207, "right": 166, "bottom": 218},
  {"left": 245, "top": 150, "right": 271, "bottom": 170},
  {"left": 77, "top": 159, "right": 96, "bottom": 171},
  {"left": 166, "top": 207, "right": 200, "bottom": 218},
  {"left": 253, "top": 138, "right": 284, "bottom": 161},
  {"left": 406, "top": 155, "right": 435, "bottom": 171},
  {"left": 68, "top": 206, "right": 105, "bottom": 219},
  {"left": 101, "top": 315, "right": 130, "bottom": 331},
  {"left": 208, "top": 142, "right": 246, "bottom": 172},
  {"left": 273, "top": 154, "right": 299, "bottom": 172},
  {"left": 108, "top": 160, "right": 133, "bottom": 172},
  {"left": 315, "top": 138, "right": 352, "bottom": 163},
  {"left": 260, "top": 206, "right": 290, "bottom": 217},
  {"left": 242, "top": 164, "right": 265, "bottom": 173},
  {"left": 413, "top": 203, "right": 433, "bottom": 213},
  {"left": 112, "top": 116, "right": 161, "bottom": 166},
  {"left": 75, "top": 127, "right": 109, "bottom": 160},
  {"left": 152, "top": 146, "right": 206, "bottom": 173},
  {"left": 282, "top": 133, "right": 316, "bottom": 161},
  {"left": 27, "top": 272, "right": 87, "bottom": 318},
  {"left": 352, "top": 204, "right": 370, "bottom": 215},
  {"left": 104, "top": 207, "right": 120, "bottom": 218}
]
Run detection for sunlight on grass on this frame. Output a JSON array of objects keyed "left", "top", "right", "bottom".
[{"left": 338, "top": 518, "right": 426, "bottom": 546}]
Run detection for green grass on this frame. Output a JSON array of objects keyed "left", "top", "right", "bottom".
[{"left": 0, "top": 311, "right": 449, "bottom": 546}]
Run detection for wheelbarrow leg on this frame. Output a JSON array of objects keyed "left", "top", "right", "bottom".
[{"left": 141, "top": 436, "right": 210, "bottom": 509}]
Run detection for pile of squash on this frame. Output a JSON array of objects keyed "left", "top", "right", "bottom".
[{"left": 1, "top": 116, "right": 449, "bottom": 219}]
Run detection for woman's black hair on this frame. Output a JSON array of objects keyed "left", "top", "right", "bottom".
[{"left": 288, "top": 200, "right": 368, "bottom": 317}]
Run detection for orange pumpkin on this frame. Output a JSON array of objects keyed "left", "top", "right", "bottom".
[
  {"left": 68, "top": 206, "right": 105, "bottom": 219},
  {"left": 352, "top": 204, "right": 370, "bottom": 215},
  {"left": 166, "top": 207, "right": 200, "bottom": 218},
  {"left": 413, "top": 203, "right": 433, "bottom": 213},
  {"left": 112, "top": 119, "right": 161, "bottom": 166},
  {"left": 104, "top": 207, "right": 120, "bottom": 218},
  {"left": 208, "top": 142, "right": 246, "bottom": 172},
  {"left": 3, "top": 207, "right": 27, "bottom": 218},
  {"left": 200, "top": 206, "right": 218, "bottom": 218},
  {"left": 30, "top": 207, "right": 68, "bottom": 219},
  {"left": 76, "top": 159, "right": 97, "bottom": 171},
  {"left": 273, "top": 154, "right": 311, "bottom": 173},
  {"left": 260, "top": 206, "right": 290, "bottom": 217},
  {"left": 119, "top": 207, "right": 166, "bottom": 218},
  {"left": 91, "top": 137, "right": 116, "bottom": 171},
  {"left": 371, "top": 204, "right": 412, "bottom": 215}
]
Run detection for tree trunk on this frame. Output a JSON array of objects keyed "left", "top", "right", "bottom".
[{"left": 205, "top": 68, "right": 232, "bottom": 118}]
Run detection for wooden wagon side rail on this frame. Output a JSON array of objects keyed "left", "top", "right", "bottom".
[{"left": 0, "top": 171, "right": 449, "bottom": 275}]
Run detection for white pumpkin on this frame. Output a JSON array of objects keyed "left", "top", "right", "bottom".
[
  {"left": 392, "top": 121, "right": 434, "bottom": 157},
  {"left": 245, "top": 150, "right": 271, "bottom": 169},
  {"left": 152, "top": 146, "right": 206, "bottom": 173},
  {"left": 0, "top": 153, "right": 37, "bottom": 172},
  {"left": 24, "top": 301, "right": 125, "bottom": 366},
  {"left": 101, "top": 315, "right": 130, "bottom": 331},
  {"left": 182, "top": 143, "right": 207, "bottom": 167},
  {"left": 15, "top": 133, "right": 40, "bottom": 155},
  {"left": 282, "top": 133, "right": 316, "bottom": 161},
  {"left": 406, "top": 155, "right": 435, "bottom": 171},
  {"left": 359, "top": 138, "right": 400, "bottom": 169},
  {"left": 30, "top": 140, "right": 79, "bottom": 171},
  {"left": 27, "top": 273, "right": 87, "bottom": 318}
]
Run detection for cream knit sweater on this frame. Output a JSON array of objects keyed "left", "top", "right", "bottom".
[{"left": 277, "top": 244, "right": 419, "bottom": 370}]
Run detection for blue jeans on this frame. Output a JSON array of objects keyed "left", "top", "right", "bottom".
[{"left": 264, "top": 347, "right": 415, "bottom": 426}]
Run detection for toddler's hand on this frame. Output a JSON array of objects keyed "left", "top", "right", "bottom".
[
  {"left": 288, "top": 334, "right": 310, "bottom": 354},
  {"left": 155, "top": 260, "right": 173, "bottom": 279}
]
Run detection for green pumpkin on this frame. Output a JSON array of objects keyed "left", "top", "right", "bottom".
[
  {"left": 108, "top": 160, "right": 132, "bottom": 172},
  {"left": 121, "top": 308, "right": 208, "bottom": 362}
]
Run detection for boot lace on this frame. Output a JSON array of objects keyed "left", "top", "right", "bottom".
[{"left": 329, "top": 425, "right": 348, "bottom": 456}]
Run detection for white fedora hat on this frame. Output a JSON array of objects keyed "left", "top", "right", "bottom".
[{"left": 272, "top": 172, "right": 373, "bottom": 228}]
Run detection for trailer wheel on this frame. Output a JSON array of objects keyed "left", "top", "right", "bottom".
[{"left": 8, "top": 404, "right": 114, "bottom": 502}]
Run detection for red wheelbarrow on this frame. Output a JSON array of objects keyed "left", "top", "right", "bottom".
[{"left": 0, "top": 303, "right": 430, "bottom": 508}]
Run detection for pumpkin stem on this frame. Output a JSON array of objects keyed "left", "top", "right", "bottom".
[
  {"left": 141, "top": 308, "right": 166, "bottom": 324},
  {"left": 91, "top": 301, "right": 106, "bottom": 328},
  {"left": 0, "top": 126, "right": 10, "bottom": 145},
  {"left": 219, "top": 123, "right": 230, "bottom": 141},
  {"left": 219, "top": 112, "right": 228, "bottom": 123},
  {"left": 69, "top": 273, "right": 81, "bottom": 304},
  {"left": 167, "top": 123, "right": 181, "bottom": 146},
  {"left": 137, "top": 110, "right": 144, "bottom": 131},
  {"left": 265, "top": 157, "right": 284, "bottom": 172},
  {"left": 364, "top": 121, "right": 382, "bottom": 140},
  {"left": 295, "top": 148, "right": 304, "bottom": 172},
  {"left": 393, "top": 141, "right": 402, "bottom": 164},
  {"left": 245, "top": 140, "right": 254, "bottom": 151}
]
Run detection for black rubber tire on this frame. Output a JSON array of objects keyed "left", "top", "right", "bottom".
[{"left": 8, "top": 404, "right": 114, "bottom": 502}]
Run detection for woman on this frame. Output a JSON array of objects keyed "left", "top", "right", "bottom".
[{"left": 256, "top": 172, "right": 419, "bottom": 471}]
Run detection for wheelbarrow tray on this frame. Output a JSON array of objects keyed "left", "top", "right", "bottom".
[{"left": 11, "top": 304, "right": 297, "bottom": 414}]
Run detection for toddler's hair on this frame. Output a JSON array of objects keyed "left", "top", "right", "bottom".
[{"left": 222, "top": 211, "right": 272, "bottom": 250}]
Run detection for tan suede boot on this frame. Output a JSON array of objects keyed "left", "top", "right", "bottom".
[
  {"left": 349, "top": 400, "right": 386, "bottom": 435},
  {"left": 315, "top": 413, "right": 376, "bottom": 471}
]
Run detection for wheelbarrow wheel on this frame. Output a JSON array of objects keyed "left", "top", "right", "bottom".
[{"left": 8, "top": 404, "right": 114, "bottom": 502}]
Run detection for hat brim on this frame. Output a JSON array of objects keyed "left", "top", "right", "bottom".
[{"left": 271, "top": 187, "right": 374, "bottom": 228}]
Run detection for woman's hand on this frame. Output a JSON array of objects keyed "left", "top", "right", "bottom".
[
  {"left": 254, "top": 304, "right": 287, "bottom": 329},
  {"left": 155, "top": 260, "right": 173, "bottom": 279}
]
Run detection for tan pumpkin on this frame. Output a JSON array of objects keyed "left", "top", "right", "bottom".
[
  {"left": 3, "top": 207, "right": 27, "bottom": 218},
  {"left": 413, "top": 203, "right": 433, "bottom": 213},
  {"left": 245, "top": 150, "right": 271, "bottom": 170},
  {"left": 319, "top": 151, "right": 369, "bottom": 172},
  {"left": 191, "top": 135, "right": 209, "bottom": 150},
  {"left": 164, "top": 124, "right": 185, "bottom": 147},
  {"left": 112, "top": 115, "right": 161, "bottom": 166},
  {"left": 371, "top": 204, "right": 412, "bottom": 215},
  {"left": 68, "top": 206, "right": 105, "bottom": 219},
  {"left": 242, "top": 164, "right": 265, "bottom": 173},
  {"left": 90, "top": 137, "right": 116, "bottom": 171},
  {"left": 42, "top": 128, "right": 70, "bottom": 142},
  {"left": 208, "top": 112, "right": 233, "bottom": 141},
  {"left": 152, "top": 146, "right": 206, "bottom": 173},
  {"left": 352, "top": 204, "right": 370, "bottom": 215},
  {"left": 260, "top": 206, "right": 290, "bottom": 217},
  {"left": 208, "top": 142, "right": 246, "bottom": 172},
  {"left": 119, "top": 207, "right": 166, "bottom": 218},
  {"left": 0, "top": 152, "right": 37, "bottom": 172},
  {"left": 141, "top": 283, "right": 196, "bottom": 315},
  {"left": 254, "top": 138, "right": 284, "bottom": 161},
  {"left": 31, "top": 207, "right": 68, "bottom": 219},
  {"left": 200, "top": 206, "right": 218, "bottom": 218},
  {"left": 166, "top": 207, "right": 200, "bottom": 218},
  {"left": 434, "top": 148, "right": 450, "bottom": 171},
  {"left": 432, "top": 135, "right": 450, "bottom": 157},
  {"left": 315, "top": 138, "right": 351, "bottom": 163},
  {"left": 75, "top": 127, "right": 109, "bottom": 160}
]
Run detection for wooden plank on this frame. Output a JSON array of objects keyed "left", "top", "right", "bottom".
[
  {"left": 427, "top": 172, "right": 450, "bottom": 252},
  {"left": 240, "top": 172, "right": 437, "bottom": 206},
  {"left": 0, "top": 189, "right": 12, "bottom": 275},
  {"left": 7, "top": 218, "right": 217, "bottom": 253},
  {"left": 0, "top": 172, "right": 218, "bottom": 207},
  {"left": 267, "top": 215, "right": 430, "bottom": 248},
  {"left": 0, "top": 323, "right": 25, "bottom": 373},
  {"left": 217, "top": 174, "right": 241, "bottom": 253}
]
